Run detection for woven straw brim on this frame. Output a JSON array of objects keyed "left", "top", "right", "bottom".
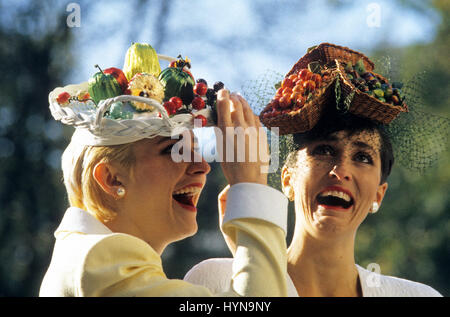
[
  {"left": 286, "top": 43, "right": 375, "bottom": 77},
  {"left": 336, "top": 61, "right": 408, "bottom": 124},
  {"left": 49, "top": 89, "right": 213, "bottom": 146}
]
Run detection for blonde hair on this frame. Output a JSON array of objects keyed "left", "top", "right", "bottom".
[{"left": 61, "top": 141, "right": 136, "bottom": 222}]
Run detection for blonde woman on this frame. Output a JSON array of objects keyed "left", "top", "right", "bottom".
[{"left": 40, "top": 90, "right": 289, "bottom": 297}]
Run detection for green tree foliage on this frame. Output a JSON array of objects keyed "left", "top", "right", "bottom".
[
  {"left": 355, "top": 0, "right": 450, "bottom": 296},
  {"left": 0, "top": 4, "right": 73, "bottom": 296}
]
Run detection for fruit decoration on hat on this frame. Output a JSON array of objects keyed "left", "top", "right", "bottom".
[
  {"left": 88, "top": 64, "right": 124, "bottom": 105},
  {"left": 123, "top": 42, "right": 161, "bottom": 80},
  {"left": 159, "top": 55, "right": 196, "bottom": 106},
  {"left": 259, "top": 43, "right": 409, "bottom": 135},
  {"left": 128, "top": 72, "right": 164, "bottom": 111},
  {"left": 340, "top": 59, "right": 406, "bottom": 108},
  {"left": 261, "top": 65, "right": 333, "bottom": 120},
  {"left": 51, "top": 42, "right": 225, "bottom": 125}
]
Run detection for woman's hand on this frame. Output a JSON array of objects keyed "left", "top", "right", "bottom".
[{"left": 215, "top": 89, "right": 269, "bottom": 186}]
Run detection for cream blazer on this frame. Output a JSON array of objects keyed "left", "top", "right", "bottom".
[{"left": 39, "top": 183, "right": 289, "bottom": 297}]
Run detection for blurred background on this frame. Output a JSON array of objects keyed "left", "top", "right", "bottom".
[{"left": 0, "top": 0, "right": 448, "bottom": 296}]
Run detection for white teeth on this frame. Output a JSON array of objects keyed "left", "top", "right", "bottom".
[
  {"left": 173, "top": 186, "right": 201, "bottom": 196},
  {"left": 319, "top": 190, "right": 351, "bottom": 202}
]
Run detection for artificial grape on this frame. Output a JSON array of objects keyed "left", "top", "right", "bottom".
[
  {"left": 196, "top": 78, "right": 208, "bottom": 86},
  {"left": 213, "top": 81, "right": 225, "bottom": 92},
  {"left": 206, "top": 88, "right": 216, "bottom": 99}
]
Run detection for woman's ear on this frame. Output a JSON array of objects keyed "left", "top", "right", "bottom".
[
  {"left": 281, "top": 166, "right": 294, "bottom": 201},
  {"left": 93, "top": 162, "right": 126, "bottom": 199},
  {"left": 375, "top": 182, "right": 388, "bottom": 207}
]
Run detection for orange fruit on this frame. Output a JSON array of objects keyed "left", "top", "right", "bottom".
[
  {"left": 299, "top": 69, "right": 313, "bottom": 81},
  {"left": 313, "top": 74, "right": 322, "bottom": 87},
  {"left": 282, "top": 78, "right": 294, "bottom": 89},
  {"left": 279, "top": 95, "right": 291, "bottom": 109},
  {"left": 282, "top": 87, "right": 293, "bottom": 96},
  {"left": 293, "top": 84, "right": 303, "bottom": 93},
  {"left": 303, "top": 80, "right": 316, "bottom": 91}
]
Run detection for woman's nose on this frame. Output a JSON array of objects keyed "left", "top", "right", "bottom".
[
  {"left": 329, "top": 158, "right": 352, "bottom": 182},
  {"left": 187, "top": 154, "right": 211, "bottom": 176}
]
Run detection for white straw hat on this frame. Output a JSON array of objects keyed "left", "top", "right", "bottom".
[{"left": 49, "top": 54, "right": 216, "bottom": 146}]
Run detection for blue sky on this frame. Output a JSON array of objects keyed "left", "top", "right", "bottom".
[
  {"left": 66, "top": 0, "right": 439, "bottom": 88},
  {"left": 56, "top": 0, "right": 439, "bottom": 157}
]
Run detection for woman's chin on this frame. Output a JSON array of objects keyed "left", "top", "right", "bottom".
[
  {"left": 310, "top": 206, "right": 352, "bottom": 235},
  {"left": 170, "top": 224, "right": 198, "bottom": 243}
]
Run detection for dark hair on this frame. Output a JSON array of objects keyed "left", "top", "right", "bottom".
[{"left": 285, "top": 110, "right": 394, "bottom": 184}]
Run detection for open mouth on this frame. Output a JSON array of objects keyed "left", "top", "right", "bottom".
[
  {"left": 172, "top": 185, "right": 202, "bottom": 212},
  {"left": 316, "top": 188, "right": 354, "bottom": 211}
]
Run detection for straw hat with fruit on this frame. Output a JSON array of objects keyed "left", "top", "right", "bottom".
[{"left": 49, "top": 43, "right": 226, "bottom": 146}]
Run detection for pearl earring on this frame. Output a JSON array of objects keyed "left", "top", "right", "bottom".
[
  {"left": 116, "top": 187, "right": 126, "bottom": 198},
  {"left": 371, "top": 202, "right": 379, "bottom": 214}
]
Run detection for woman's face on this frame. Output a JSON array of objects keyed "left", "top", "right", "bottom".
[
  {"left": 114, "top": 132, "right": 211, "bottom": 249},
  {"left": 283, "top": 129, "right": 388, "bottom": 239}
]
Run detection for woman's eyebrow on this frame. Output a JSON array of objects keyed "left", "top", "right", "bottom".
[{"left": 352, "top": 141, "right": 377, "bottom": 153}]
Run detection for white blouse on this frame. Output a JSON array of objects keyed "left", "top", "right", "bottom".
[{"left": 184, "top": 258, "right": 442, "bottom": 297}]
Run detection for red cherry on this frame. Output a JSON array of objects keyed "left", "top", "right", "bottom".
[
  {"left": 163, "top": 101, "right": 177, "bottom": 115},
  {"left": 169, "top": 96, "right": 183, "bottom": 109},
  {"left": 192, "top": 96, "right": 205, "bottom": 110},
  {"left": 195, "top": 114, "right": 207, "bottom": 127},
  {"left": 56, "top": 92, "right": 71, "bottom": 104},
  {"left": 193, "top": 82, "right": 208, "bottom": 96}
]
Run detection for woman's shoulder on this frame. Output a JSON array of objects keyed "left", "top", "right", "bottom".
[
  {"left": 184, "top": 258, "right": 234, "bottom": 294},
  {"left": 184, "top": 258, "right": 299, "bottom": 296},
  {"left": 356, "top": 264, "right": 442, "bottom": 297}
]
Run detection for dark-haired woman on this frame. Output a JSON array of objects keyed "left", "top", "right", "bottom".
[{"left": 184, "top": 111, "right": 442, "bottom": 297}]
